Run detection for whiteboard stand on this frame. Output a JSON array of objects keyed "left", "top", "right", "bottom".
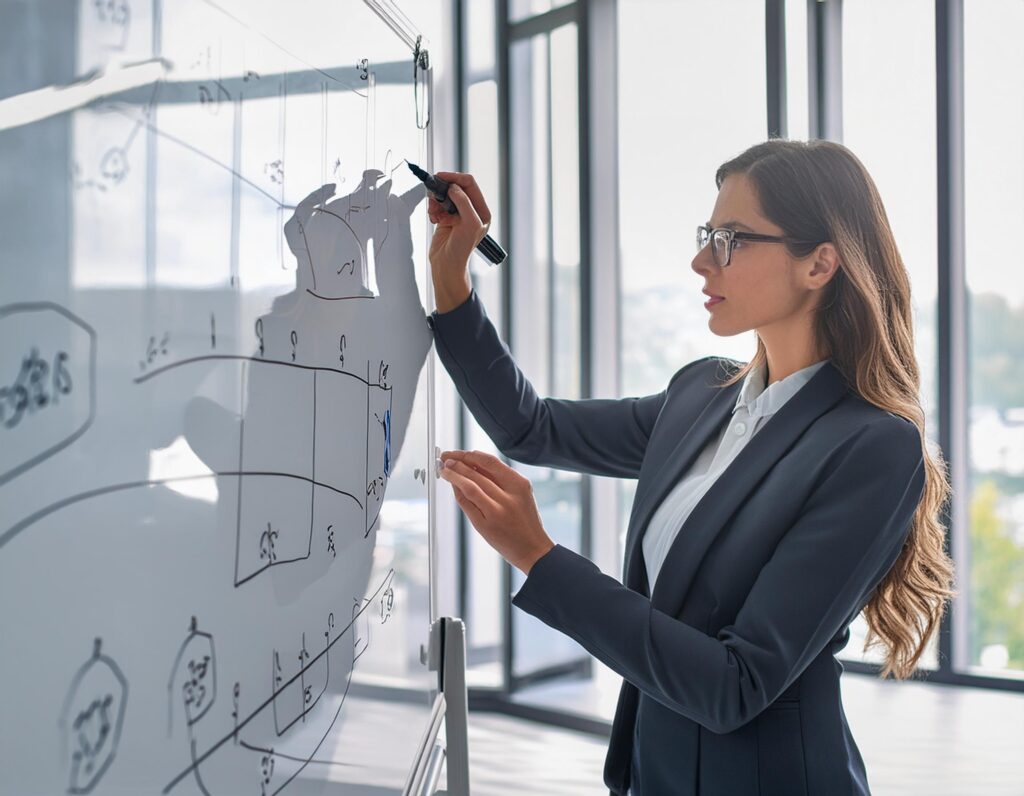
[{"left": 404, "top": 617, "right": 470, "bottom": 796}]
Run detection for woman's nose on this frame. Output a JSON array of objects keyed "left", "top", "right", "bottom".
[{"left": 691, "top": 245, "right": 718, "bottom": 277}]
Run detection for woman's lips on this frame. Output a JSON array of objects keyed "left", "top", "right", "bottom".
[{"left": 704, "top": 296, "right": 725, "bottom": 309}]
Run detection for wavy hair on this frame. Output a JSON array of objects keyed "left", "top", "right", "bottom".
[{"left": 713, "top": 139, "right": 957, "bottom": 680}]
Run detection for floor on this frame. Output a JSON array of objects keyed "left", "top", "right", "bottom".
[{"left": 456, "top": 671, "right": 1024, "bottom": 795}]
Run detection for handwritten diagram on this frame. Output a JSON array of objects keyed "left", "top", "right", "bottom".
[
  {"left": 59, "top": 639, "right": 129, "bottom": 795},
  {"left": 0, "top": 304, "right": 96, "bottom": 487},
  {"left": 0, "top": 0, "right": 436, "bottom": 792}
]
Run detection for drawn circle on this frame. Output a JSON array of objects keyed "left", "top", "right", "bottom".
[{"left": 100, "top": 148, "right": 129, "bottom": 184}]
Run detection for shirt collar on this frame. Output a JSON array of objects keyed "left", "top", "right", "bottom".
[{"left": 733, "top": 359, "right": 830, "bottom": 420}]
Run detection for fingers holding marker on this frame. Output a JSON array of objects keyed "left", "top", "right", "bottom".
[
  {"left": 427, "top": 194, "right": 454, "bottom": 223},
  {"left": 444, "top": 184, "right": 483, "bottom": 229},
  {"left": 434, "top": 171, "right": 491, "bottom": 226}
]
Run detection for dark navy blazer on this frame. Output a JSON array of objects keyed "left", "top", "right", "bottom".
[{"left": 428, "top": 289, "right": 925, "bottom": 796}]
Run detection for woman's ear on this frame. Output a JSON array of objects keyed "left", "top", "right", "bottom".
[{"left": 805, "top": 242, "right": 841, "bottom": 290}]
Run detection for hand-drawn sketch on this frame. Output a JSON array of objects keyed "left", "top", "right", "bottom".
[
  {"left": 0, "top": 1, "right": 436, "bottom": 792},
  {"left": 59, "top": 639, "right": 129, "bottom": 795},
  {"left": 0, "top": 303, "right": 96, "bottom": 488}
]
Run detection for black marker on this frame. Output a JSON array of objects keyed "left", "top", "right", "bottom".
[{"left": 406, "top": 161, "right": 507, "bottom": 265}]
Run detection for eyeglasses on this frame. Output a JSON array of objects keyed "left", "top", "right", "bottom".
[{"left": 696, "top": 224, "right": 813, "bottom": 268}]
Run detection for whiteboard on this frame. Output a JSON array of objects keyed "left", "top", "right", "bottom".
[{"left": 0, "top": 1, "right": 439, "bottom": 794}]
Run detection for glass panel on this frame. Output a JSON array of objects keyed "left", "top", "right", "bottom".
[
  {"left": 618, "top": 0, "right": 766, "bottom": 396},
  {"left": 841, "top": 0, "right": 939, "bottom": 670},
  {"left": 463, "top": 79, "right": 505, "bottom": 687},
  {"left": 784, "top": 0, "right": 809, "bottom": 140},
  {"left": 964, "top": 0, "right": 1024, "bottom": 679},
  {"left": 509, "top": 29, "right": 585, "bottom": 678},
  {"left": 617, "top": 0, "right": 767, "bottom": 565},
  {"left": 509, "top": 0, "right": 575, "bottom": 25},
  {"left": 465, "top": 0, "right": 496, "bottom": 77},
  {"left": 549, "top": 23, "right": 580, "bottom": 401}
]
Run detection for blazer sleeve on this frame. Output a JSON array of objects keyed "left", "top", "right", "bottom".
[
  {"left": 510, "top": 416, "right": 926, "bottom": 734},
  {"left": 429, "top": 288, "right": 711, "bottom": 478}
]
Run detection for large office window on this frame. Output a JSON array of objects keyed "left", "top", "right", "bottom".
[
  {"left": 616, "top": 0, "right": 768, "bottom": 567},
  {"left": 455, "top": 0, "right": 1024, "bottom": 728},
  {"left": 508, "top": 0, "right": 574, "bottom": 24},
  {"left": 841, "top": 0, "right": 940, "bottom": 670},
  {"left": 457, "top": 0, "right": 589, "bottom": 692},
  {"left": 460, "top": 0, "right": 506, "bottom": 688},
  {"left": 963, "top": 0, "right": 1024, "bottom": 679},
  {"left": 508, "top": 18, "right": 587, "bottom": 682}
]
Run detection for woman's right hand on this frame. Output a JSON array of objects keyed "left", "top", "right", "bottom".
[{"left": 427, "top": 171, "right": 492, "bottom": 313}]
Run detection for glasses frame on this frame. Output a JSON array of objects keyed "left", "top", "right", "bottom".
[{"left": 696, "top": 223, "right": 816, "bottom": 268}]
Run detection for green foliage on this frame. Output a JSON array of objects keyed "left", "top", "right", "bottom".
[
  {"left": 970, "top": 292, "right": 1024, "bottom": 410},
  {"left": 969, "top": 480, "right": 1024, "bottom": 669}
]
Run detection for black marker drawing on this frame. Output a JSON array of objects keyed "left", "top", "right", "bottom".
[
  {"left": 197, "top": 79, "right": 231, "bottom": 114},
  {"left": 3, "top": 4, "right": 439, "bottom": 794},
  {"left": 0, "top": 303, "right": 96, "bottom": 489},
  {"left": 271, "top": 629, "right": 329, "bottom": 736},
  {"left": 92, "top": 0, "right": 131, "bottom": 49},
  {"left": 139, "top": 331, "right": 170, "bottom": 373},
  {"left": 162, "top": 571, "right": 394, "bottom": 795},
  {"left": 167, "top": 616, "right": 217, "bottom": 734},
  {"left": 59, "top": 639, "right": 128, "bottom": 795},
  {"left": 73, "top": 80, "right": 156, "bottom": 194}
]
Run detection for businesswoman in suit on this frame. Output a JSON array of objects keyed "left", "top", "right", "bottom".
[{"left": 424, "top": 139, "right": 956, "bottom": 795}]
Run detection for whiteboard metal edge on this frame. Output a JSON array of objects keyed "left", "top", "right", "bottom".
[
  {"left": 362, "top": 0, "right": 425, "bottom": 53},
  {"left": 402, "top": 691, "right": 447, "bottom": 796}
]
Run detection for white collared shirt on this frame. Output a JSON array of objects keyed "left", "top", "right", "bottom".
[{"left": 641, "top": 358, "right": 830, "bottom": 592}]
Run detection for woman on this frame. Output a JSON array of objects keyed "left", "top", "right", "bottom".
[{"left": 425, "top": 139, "right": 956, "bottom": 795}]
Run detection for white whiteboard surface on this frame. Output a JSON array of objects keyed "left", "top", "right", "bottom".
[{"left": 0, "top": 1, "right": 438, "bottom": 794}]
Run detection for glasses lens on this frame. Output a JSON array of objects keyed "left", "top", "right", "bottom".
[
  {"left": 712, "top": 229, "right": 731, "bottom": 267},
  {"left": 696, "top": 226, "right": 709, "bottom": 252}
]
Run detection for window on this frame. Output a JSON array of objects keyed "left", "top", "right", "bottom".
[
  {"left": 841, "top": 0, "right": 940, "bottom": 670},
  {"left": 963, "top": 0, "right": 1024, "bottom": 679},
  {"left": 508, "top": 20, "right": 587, "bottom": 680},
  {"left": 617, "top": 0, "right": 767, "bottom": 568}
]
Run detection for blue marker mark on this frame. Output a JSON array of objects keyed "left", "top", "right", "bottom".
[{"left": 383, "top": 409, "right": 391, "bottom": 477}]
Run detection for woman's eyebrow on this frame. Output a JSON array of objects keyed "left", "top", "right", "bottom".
[{"left": 707, "top": 219, "right": 755, "bottom": 232}]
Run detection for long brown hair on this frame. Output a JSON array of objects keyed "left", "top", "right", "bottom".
[{"left": 714, "top": 139, "right": 956, "bottom": 679}]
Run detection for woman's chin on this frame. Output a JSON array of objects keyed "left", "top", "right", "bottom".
[{"left": 708, "top": 318, "right": 749, "bottom": 338}]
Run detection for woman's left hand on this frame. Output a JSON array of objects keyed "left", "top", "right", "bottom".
[{"left": 438, "top": 450, "right": 555, "bottom": 576}]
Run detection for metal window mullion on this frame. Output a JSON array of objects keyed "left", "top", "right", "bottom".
[
  {"left": 577, "top": 4, "right": 593, "bottom": 571},
  {"left": 583, "top": 0, "right": 621, "bottom": 581},
  {"left": 454, "top": 0, "right": 470, "bottom": 638},
  {"left": 766, "top": 0, "right": 787, "bottom": 138},
  {"left": 546, "top": 31, "right": 556, "bottom": 407},
  {"left": 496, "top": 0, "right": 515, "bottom": 696},
  {"left": 807, "top": 0, "right": 842, "bottom": 140},
  {"left": 508, "top": 2, "right": 578, "bottom": 41},
  {"left": 935, "top": 0, "right": 969, "bottom": 676}
]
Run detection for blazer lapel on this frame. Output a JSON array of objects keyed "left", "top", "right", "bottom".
[
  {"left": 624, "top": 360, "right": 850, "bottom": 614},
  {"left": 623, "top": 366, "right": 742, "bottom": 595}
]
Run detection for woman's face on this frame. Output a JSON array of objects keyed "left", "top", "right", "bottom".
[{"left": 691, "top": 172, "right": 818, "bottom": 338}]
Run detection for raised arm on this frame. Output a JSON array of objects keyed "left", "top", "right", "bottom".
[
  {"left": 430, "top": 289, "right": 707, "bottom": 478},
  {"left": 426, "top": 169, "right": 709, "bottom": 478}
]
